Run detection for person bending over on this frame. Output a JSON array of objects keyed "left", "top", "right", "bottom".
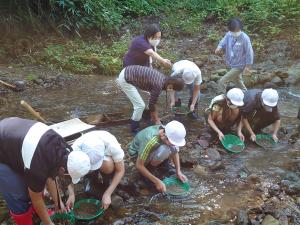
[{"left": 128, "top": 121, "right": 187, "bottom": 192}]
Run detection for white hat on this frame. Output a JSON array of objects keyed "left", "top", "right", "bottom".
[
  {"left": 261, "top": 88, "right": 279, "bottom": 107},
  {"left": 72, "top": 134, "right": 105, "bottom": 171},
  {"left": 182, "top": 70, "right": 196, "bottom": 84},
  {"left": 67, "top": 151, "right": 91, "bottom": 184},
  {"left": 226, "top": 88, "right": 244, "bottom": 106},
  {"left": 165, "top": 121, "right": 186, "bottom": 147}
]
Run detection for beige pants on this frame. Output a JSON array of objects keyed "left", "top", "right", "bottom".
[{"left": 218, "top": 68, "right": 247, "bottom": 93}]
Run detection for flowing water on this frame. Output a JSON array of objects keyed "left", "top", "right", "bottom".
[{"left": 0, "top": 75, "right": 300, "bottom": 225}]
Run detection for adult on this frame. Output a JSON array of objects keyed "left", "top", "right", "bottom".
[
  {"left": 116, "top": 65, "right": 184, "bottom": 134},
  {"left": 123, "top": 24, "right": 172, "bottom": 68},
  {"left": 71, "top": 130, "right": 125, "bottom": 210},
  {"left": 215, "top": 18, "right": 254, "bottom": 92},
  {"left": 128, "top": 121, "right": 187, "bottom": 192},
  {"left": 0, "top": 117, "right": 90, "bottom": 225},
  {"left": 241, "top": 88, "right": 281, "bottom": 142},
  {"left": 207, "top": 88, "right": 245, "bottom": 141},
  {"left": 170, "top": 60, "right": 202, "bottom": 119}
]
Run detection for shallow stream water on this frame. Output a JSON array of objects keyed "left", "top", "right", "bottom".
[{"left": 0, "top": 76, "right": 300, "bottom": 225}]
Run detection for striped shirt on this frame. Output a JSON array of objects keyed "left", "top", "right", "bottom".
[
  {"left": 128, "top": 125, "right": 161, "bottom": 161},
  {"left": 124, "top": 65, "right": 166, "bottom": 112}
]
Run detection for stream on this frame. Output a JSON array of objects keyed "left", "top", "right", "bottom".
[{"left": 0, "top": 75, "right": 300, "bottom": 225}]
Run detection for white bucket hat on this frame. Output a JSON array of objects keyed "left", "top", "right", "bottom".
[
  {"left": 72, "top": 133, "right": 105, "bottom": 171},
  {"left": 67, "top": 151, "right": 91, "bottom": 184},
  {"left": 165, "top": 120, "right": 186, "bottom": 147},
  {"left": 182, "top": 69, "right": 197, "bottom": 85},
  {"left": 226, "top": 88, "right": 244, "bottom": 106},
  {"left": 261, "top": 88, "right": 279, "bottom": 107}
]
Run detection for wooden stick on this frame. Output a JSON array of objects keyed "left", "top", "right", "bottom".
[
  {"left": 20, "top": 100, "right": 47, "bottom": 123},
  {"left": 0, "top": 80, "right": 17, "bottom": 90}
]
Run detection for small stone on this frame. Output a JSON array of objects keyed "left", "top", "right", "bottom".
[
  {"left": 111, "top": 194, "right": 124, "bottom": 209},
  {"left": 207, "top": 148, "right": 221, "bottom": 161},
  {"left": 271, "top": 76, "right": 283, "bottom": 86},
  {"left": 193, "top": 165, "right": 207, "bottom": 176},
  {"left": 208, "top": 161, "right": 224, "bottom": 171},
  {"left": 261, "top": 215, "right": 280, "bottom": 225},
  {"left": 247, "top": 174, "right": 260, "bottom": 183},
  {"left": 206, "top": 81, "right": 219, "bottom": 91}
]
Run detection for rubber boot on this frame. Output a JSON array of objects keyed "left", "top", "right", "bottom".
[
  {"left": 10, "top": 207, "right": 33, "bottom": 225},
  {"left": 130, "top": 120, "right": 140, "bottom": 135}
]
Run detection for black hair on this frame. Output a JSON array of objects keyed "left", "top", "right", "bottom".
[
  {"left": 164, "top": 77, "right": 185, "bottom": 91},
  {"left": 228, "top": 18, "right": 243, "bottom": 32},
  {"left": 144, "top": 24, "right": 161, "bottom": 39},
  {"left": 225, "top": 82, "right": 236, "bottom": 93}
]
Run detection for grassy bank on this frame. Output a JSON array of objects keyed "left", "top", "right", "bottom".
[{"left": 1, "top": 0, "right": 300, "bottom": 75}]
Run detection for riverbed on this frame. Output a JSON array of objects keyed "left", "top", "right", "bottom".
[{"left": 1, "top": 74, "right": 300, "bottom": 224}]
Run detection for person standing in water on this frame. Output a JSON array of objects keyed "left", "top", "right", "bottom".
[
  {"left": 215, "top": 18, "right": 254, "bottom": 92},
  {"left": 123, "top": 24, "right": 172, "bottom": 68}
]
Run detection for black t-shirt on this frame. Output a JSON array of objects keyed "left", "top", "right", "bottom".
[
  {"left": 240, "top": 89, "right": 280, "bottom": 120},
  {"left": 0, "top": 117, "right": 69, "bottom": 192}
]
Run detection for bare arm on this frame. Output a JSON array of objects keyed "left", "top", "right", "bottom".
[
  {"left": 102, "top": 161, "right": 125, "bottom": 209},
  {"left": 237, "top": 117, "right": 245, "bottom": 141},
  {"left": 144, "top": 49, "right": 172, "bottom": 67},
  {"left": 136, "top": 158, "right": 165, "bottom": 192},
  {"left": 150, "top": 109, "right": 161, "bottom": 125},
  {"left": 207, "top": 111, "right": 224, "bottom": 140},
  {"left": 170, "top": 153, "right": 187, "bottom": 182},
  {"left": 28, "top": 189, "right": 53, "bottom": 225},
  {"left": 168, "top": 90, "right": 176, "bottom": 108},
  {"left": 46, "top": 178, "right": 65, "bottom": 212},
  {"left": 242, "top": 118, "right": 256, "bottom": 141},
  {"left": 66, "top": 183, "right": 75, "bottom": 211},
  {"left": 272, "top": 119, "right": 281, "bottom": 142}
]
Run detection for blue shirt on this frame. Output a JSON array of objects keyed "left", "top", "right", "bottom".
[
  {"left": 218, "top": 32, "right": 254, "bottom": 69},
  {"left": 123, "top": 35, "right": 153, "bottom": 68}
]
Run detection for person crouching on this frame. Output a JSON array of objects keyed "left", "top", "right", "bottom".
[{"left": 128, "top": 120, "right": 187, "bottom": 192}]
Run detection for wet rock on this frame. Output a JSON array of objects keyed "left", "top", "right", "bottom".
[
  {"left": 207, "top": 148, "right": 221, "bottom": 161},
  {"left": 236, "top": 210, "right": 248, "bottom": 225},
  {"left": 247, "top": 174, "right": 261, "bottom": 183},
  {"left": 261, "top": 215, "right": 280, "bottom": 225},
  {"left": 111, "top": 194, "right": 124, "bottom": 209},
  {"left": 215, "top": 69, "right": 227, "bottom": 76},
  {"left": 285, "top": 62, "right": 300, "bottom": 85},
  {"left": 255, "top": 60, "right": 277, "bottom": 72},
  {"left": 278, "top": 215, "right": 288, "bottom": 225},
  {"left": 33, "top": 78, "right": 43, "bottom": 85},
  {"left": 208, "top": 161, "right": 224, "bottom": 171},
  {"left": 257, "top": 72, "right": 274, "bottom": 84},
  {"left": 206, "top": 81, "right": 219, "bottom": 92},
  {"left": 13, "top": 80, "right": 26, "bottom": 91},
  {"left": 274, "top": 70, "right": 289, "bottom": 79},
  {"left": 250, "top": 219, "right": 260, "bottom": 225},
  {"left": 193, "top": 164, "right": 207, "bottom": 176},
  {"left": 208, "top": 221, "right": 222, "bottom": 225},
  {"left": 210, "top": 74, "right": 221, "bottom": 82},
  {"left": 271, "top": 76, "right": 283, "bottom": 86}
]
